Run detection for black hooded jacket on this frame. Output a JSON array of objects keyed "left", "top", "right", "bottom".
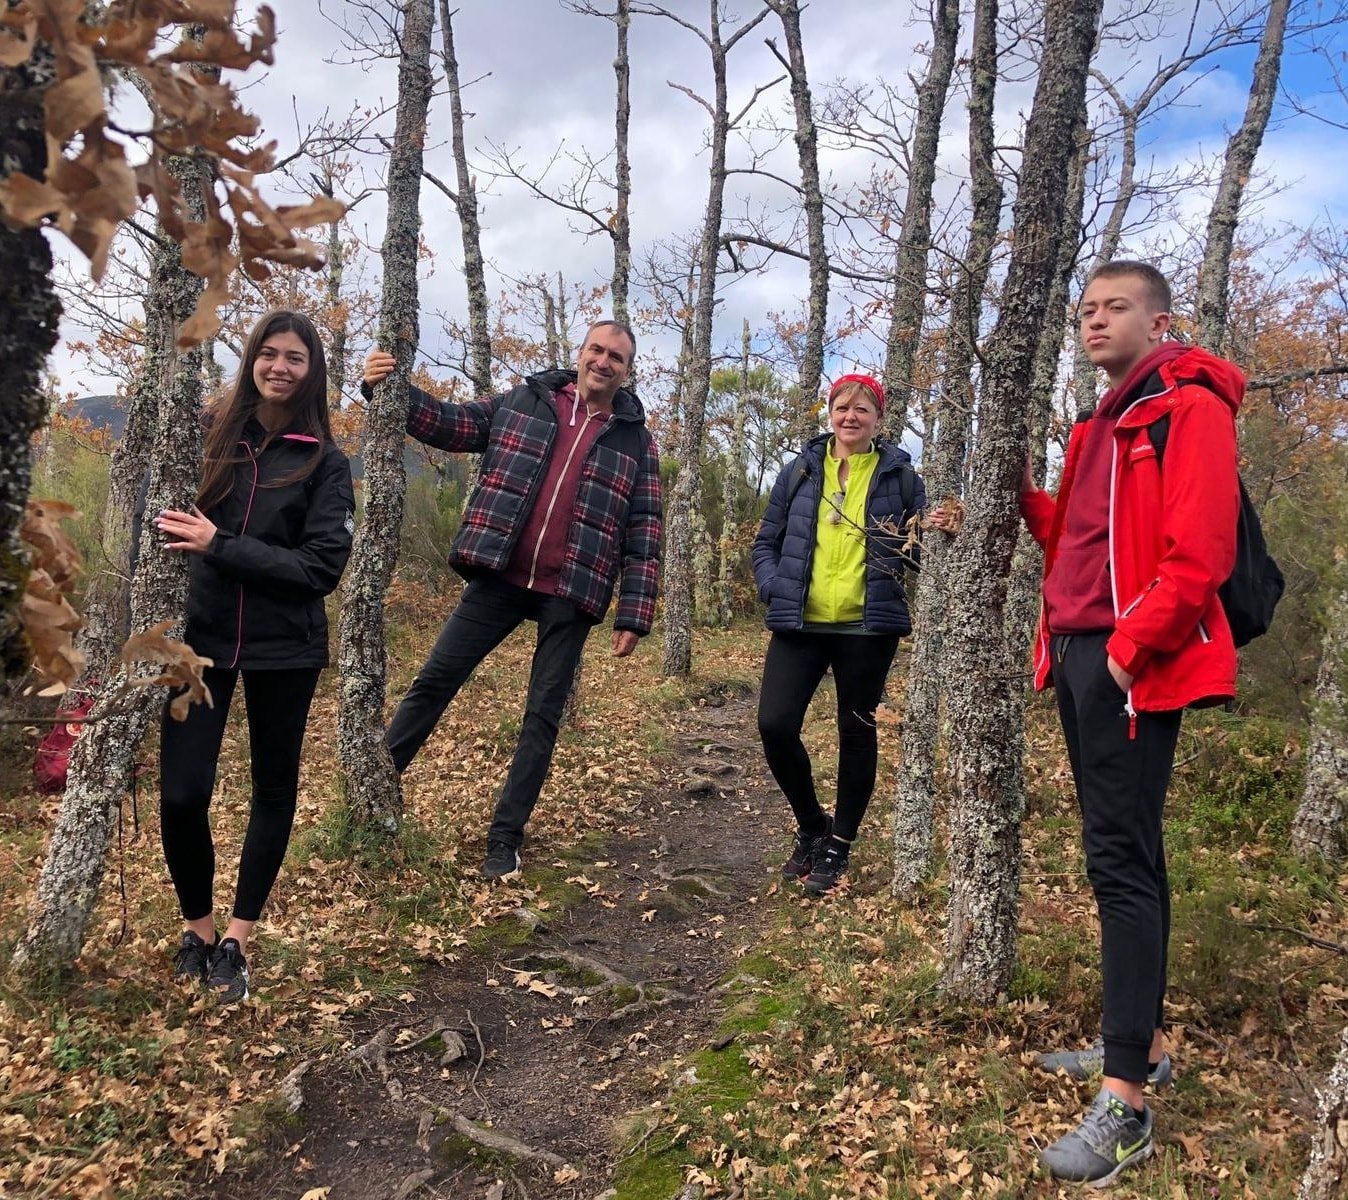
[{"left": 183, "top": 419, "right": 355, "bottom": 670}]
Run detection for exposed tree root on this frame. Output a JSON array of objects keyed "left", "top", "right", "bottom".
[
  {"left": 348, "top": 1014, "right": 473, "bottom": 1100},
  {"left": 279, "top": 1059, "right": 311, "bottom": 1114},
  {"left": 510, "top": 947, "right": 692, "bottom": 1024},
  {"left": 444, "top": 1110, "right": 566, "bottom": 1168},
  {"left": 651, "top": 860, "right": 732, "bottom": 898},
  {"left": 391, "top": 1166, "right": 436, "bottom": 1200}
]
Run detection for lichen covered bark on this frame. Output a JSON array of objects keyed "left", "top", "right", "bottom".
[
  {"left": 0, "top": 51, "right": 62, "bottom": 682},
  {"left": 14, "top": 136, "right": 208, "bottom": 979},
  {"left": 1299, "top": 1026, "right": 1348, "bottom": 1200},
  {"left": 880, "top": 0, "right": 959, "bottom": 443},
  {"left": 438, "top": 0, "right": 491, "bottom": 396},
  {"left": 1196, "top": 0, "right": 1289, "bottom": 351},
  {"left": 893, "top": 0, "right": 999, "bottom": 898},
  {"left": 768, "top": 0, "right": 828, "bottom": 444},
  {"left": 941, "top": 0, "right": 1102, "bottom": 1001},
  {"left": 663, "top": 8, "right": 735, "bottom": 676},
  {"left": 1291, "top": 587, "right": 1348, "bottom": 865},
  {"left": 336, "top": 0, "right": 435, "bottom": 833},
  {"left": 611, "top": 0, "right": 632, "bottom": 324}
]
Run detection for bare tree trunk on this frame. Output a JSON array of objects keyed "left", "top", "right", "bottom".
[
  {"left": 337, "top": 0, "right": 435, "bottom": 834},
  {"left": 893, "top": 0, "right": 1000, "bottom": 898},
  {"left": 692, "top": 505, "right": 716, "bottom": 626},
  {"left": 1006, "top": 120, "right": 1089, "bottom": 671},
  {"left": 612, "top": 0, "right": 632, "bottom": 324},
  {"left": 439, "top": 0, "right": 491, "bottom": 396},
  {"left": 0, "top": 50, "right": 63, "bottom": 683},
  {"left": 1291, "top": 586, "right": 1348, "bottom": 865},
  {"left": 942, "top": 0, "right": 1102, "bottom": 1001},
  {"left": 13, "top": 133, "right": 209, "bottom": 978},
  {"left": 1300, "top": 1027, "right": 1348, "bottom": 1200},
  {"left": 717, "top": 319, "right": 751, "bottom": 628},
  {"left": 543, "top": 284, "right": 561, "bottom": 369},
  {"left": 1196, "top": 0, "right": 1289, "bottom": 350},
  {"left": 556, "top": 274, "right": 572, "bottom": 362},
  {"left": 766, "top": 0, "right": 827, "bottom": 444},
  {"left": 327, "top": 210, "right": 348, "bottom": 409},
  {"left": 880, "top": 0, "right": 960, "bottom": 442},
  {"left": 663, "top": 3, "right": 757, "bottom": 677},
  {"left": 668, "top": 262, "right": 697, "bottom": 432}
]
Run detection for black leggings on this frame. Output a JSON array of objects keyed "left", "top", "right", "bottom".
[
  {"left": 757, "top": 630, "right": 899, "bottom": 841},
  {"left": 160, "top": 666, "right": 320, "bottom": 923}
]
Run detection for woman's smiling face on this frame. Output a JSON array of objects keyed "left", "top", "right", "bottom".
[
  {"left": 252, "top": 331, "right": 312, "bottom": 405},
  {"left": 829, "top": 385, "right": 880, "bottom": 453}
]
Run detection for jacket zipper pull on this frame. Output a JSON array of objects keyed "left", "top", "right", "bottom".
[{"left": 1125, "top": 697, "right": 1137, "bottom": 741}]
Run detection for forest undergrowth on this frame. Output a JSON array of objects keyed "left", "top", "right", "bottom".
[{"left": 0, "top": 583, "right": 1344, "bottom": 1198}]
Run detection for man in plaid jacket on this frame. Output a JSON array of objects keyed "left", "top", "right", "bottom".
[{"left": 363, "top": 321, "right": 662, "bottom": 879}]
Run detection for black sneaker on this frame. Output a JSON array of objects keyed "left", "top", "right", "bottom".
[
  {"left": 781, "top": 816, "right": 833, "bottom": 878},
  {"left": 172, "top": 930, "right": 216, "bottom": 982},
  {"left": 803, "top": 837, "right": 850, "bottom": 895},
  {"left": 481, "top": 840, "right": 521, "bottom": 880},
  {"left": 206, "top": 937, "right": 250, "bottom": 1004}
]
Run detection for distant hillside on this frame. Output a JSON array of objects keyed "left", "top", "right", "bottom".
[{"left": 67, "top": 394, "right": 126, "bottom": 438}]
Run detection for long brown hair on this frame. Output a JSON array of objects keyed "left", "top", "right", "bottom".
[{"left": 197, "top": 310, "right": 333, "bottom": 510}]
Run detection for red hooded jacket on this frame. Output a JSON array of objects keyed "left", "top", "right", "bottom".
[{"left": 1021, "top": 345, "right": 1244, "bottom": 712}]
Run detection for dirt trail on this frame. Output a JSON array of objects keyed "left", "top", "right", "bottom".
[{"left": 218, "top": 687, "right": 788, "bottom": 1200}]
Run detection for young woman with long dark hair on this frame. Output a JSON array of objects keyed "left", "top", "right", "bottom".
[{"left": 155, "top": 310, "right": 355, "bottom": 1002}]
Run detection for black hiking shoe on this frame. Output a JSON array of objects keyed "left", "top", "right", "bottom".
[
  {"left": 803, "top": 837, "right": 850, "bottom": 895},
  {"left": 206, "top": 938, "right": 250, "bottom": 1004},
  {"left": 781, "top": 816, "right": 833, "bottom": 878},
  {"left": 172, "top": 930, "right": 216, "bottom": 983},
  {"left": 481, "top": 840, "right": 521, "bottom": 881}
]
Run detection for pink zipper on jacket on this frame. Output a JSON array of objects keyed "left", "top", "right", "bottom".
[{"left": 228, "top": 442, "right": 261, "bottom": 669}]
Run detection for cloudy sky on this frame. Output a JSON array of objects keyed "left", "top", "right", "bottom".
[{"left": 48, "top": 0, "right": 1348, "bottom": 402}]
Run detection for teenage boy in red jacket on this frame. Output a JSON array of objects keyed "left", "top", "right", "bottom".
[{"left": 1022, "top": 261, "right": 1242, "bottom": 1184}]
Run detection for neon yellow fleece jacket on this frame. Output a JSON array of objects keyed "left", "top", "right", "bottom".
[{"left": 803, "top": 441, "right": 878, "bottom": 625}]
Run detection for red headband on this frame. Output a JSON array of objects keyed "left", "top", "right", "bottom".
[{"left": 829, "top": 373, "right": 885, "bottom": 416}]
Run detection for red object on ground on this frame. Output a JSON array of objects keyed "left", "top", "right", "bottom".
[{"left": 33, "top": 692, "right": 96, "bottom": 793}]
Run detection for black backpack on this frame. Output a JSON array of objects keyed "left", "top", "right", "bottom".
[{"left": 1146, "top": 405, "right": 1284, "bottom": 648}]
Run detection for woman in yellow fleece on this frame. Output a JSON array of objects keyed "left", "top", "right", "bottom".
[{"left": 750, "top": 375, "right": 926, "bottom": 893}]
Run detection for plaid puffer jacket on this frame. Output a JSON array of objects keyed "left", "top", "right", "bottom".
[{"left": 403, "top": 370, "right": 663, "bottom": 633}]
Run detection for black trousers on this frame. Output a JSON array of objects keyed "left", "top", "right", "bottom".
[
  {"left": 386, "top": 576, "right": 596, "bottom": 849},
  {"left": 757, "top": 630, "right": 900, "bottom": 842},
  {"left": 160, "top": 666, "right": 321, "bottom": 923},
  {"left": 1052, "top": 632, "right": 1182, "bottom": 1084}
]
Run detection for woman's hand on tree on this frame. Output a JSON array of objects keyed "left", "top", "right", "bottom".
[{"left": 156, "top": 506, "right": 218, "bottom": 554}]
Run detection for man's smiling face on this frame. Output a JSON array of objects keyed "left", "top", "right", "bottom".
[{"left": 576, "top": 324, "right": 634, "bottom": 407}]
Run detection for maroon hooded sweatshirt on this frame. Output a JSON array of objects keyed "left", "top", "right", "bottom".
[
  {"left": 1043, "top": 343, "right": 1186, "bottom": 633},
  {"left": 502, "top": 382, "right": 607, "bottom": 597}
]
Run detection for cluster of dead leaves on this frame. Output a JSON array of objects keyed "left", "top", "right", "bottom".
[
  {"left": 19, "top": 498, "right": 213, "bottom": 713},
  {"left": 19, "top": 499, "right": 85, "bottom": 692},
  {"left": 0, "top": 0, "right": 344, "bottom": 346},
  {"left": 122, "top": 620, "right": 214, "bottom": 720}
]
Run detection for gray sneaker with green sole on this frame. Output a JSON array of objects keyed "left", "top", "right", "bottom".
[
  {"left": 1035, "top": 1038, "right": 1173, "bottom": 1088},
  {"left": 1040, "top": 1087, "right": 1154, "bottom": 1187}
]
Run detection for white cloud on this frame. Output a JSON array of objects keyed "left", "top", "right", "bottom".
[{"left": 43, "top": 0, "right": 1348, "bottom": 403}]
